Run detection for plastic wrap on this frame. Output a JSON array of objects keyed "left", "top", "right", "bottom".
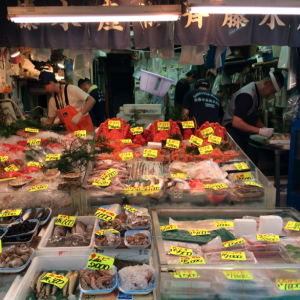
[
  {"left": 125, "top": 230, "right": 151, "bottom": 249},
  {"left": 94, "top": 230, "right": 121, "bottom": 248},
  {"left": 169, "top": 161, "right": 190, "bottom": 174},
  {"left": 243, "top": 233, "right": 281, "bottom": 252},
  {"left": 127, "top": 212, "right": 151, "bottom": 230},
  {"left": 205, "top": 250, "right": 257, "bottom": 264},
  {"left": 283, "top": 92, "right": 300, "bottom": 123},
  {"left": 163, "top": 240, "right": 202, "bottom": 256},
  {"left": 280, "top": 237, "right": 300, "bottom": 263},
  {"left": 127, "top": 161, "right": 163, "bottom": 180},
  {"left": 201, "top": 236, "right": 246, "bottom": 253}
]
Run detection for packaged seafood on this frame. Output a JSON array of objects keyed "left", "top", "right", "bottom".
[
  {"left": 94, "top": 230, "right": 121, "bottom": 249},
  {"left": 217, "top": 288, "right": 271, "bottom": 300},
  {"left": 242, "top": 233, "right": 282, "bottom": 252},
  {"left": 227, "top": 183, "right": 264, "bottom": 203},
  {"left": 219, "top": 161, "right": 250, "bottom": 173},
  {"left": 126, "top": 212, "right": 151, "bottom": 230},
  {"left": 6, "top": 219, "right": 39, "bottom": 238},
  {"left": 205, "top": 250, "right": 257, "bottom": 264},
  {"left": 271, "top": 277, "right": 300, "bottom": 298},
  {"left": 280, "top": 237, "right": 300, "bottom": 263},
  {"left": 163, "top": 240, "right": 202, "bottom": 257},
  {"left": 127, "top": 161, "right": 163, "bottom": 180},
  {"left": 201, "top": 236, "right": 247, "bottom": 253},
  {"left": 98, "top": 219, "right": 122, "bottom": 231},
  {"left": 125, "top": 230, "right": 151, "bottom": 249},
  {"left": 21, "top": 207, "right": 52, "bottom": 226}
]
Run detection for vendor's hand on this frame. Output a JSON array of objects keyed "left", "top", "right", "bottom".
[
  {"left": 71, "top": 112, "right": 83, "bottom": 125},
  {"left": 259, "top": 127, "right": 274, "bottom": 137}
]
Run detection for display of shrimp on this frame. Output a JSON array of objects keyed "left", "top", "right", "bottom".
[{"left": 80, "top": 269, "right": 115, "bottom": 291}]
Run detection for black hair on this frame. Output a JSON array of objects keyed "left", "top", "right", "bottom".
[
  {"left": 186, "top": 70, "right": 199, "bottom": 79},
  {"left": 264, "top": 72, "right": 284, "bottom": 88}
]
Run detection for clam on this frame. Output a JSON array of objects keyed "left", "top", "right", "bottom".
[
  {"left": 62, "top": 172, "right": 82, "bottom": 182},
  {"left": 8, "top": 177, "right": 28, "bottom": 189},
  {"left": 43, "top": 169, "right": 60, "bottom": 181}
]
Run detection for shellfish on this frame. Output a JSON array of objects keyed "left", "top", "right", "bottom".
[
  {"left": 8, "top": 177, "right": 28, "bottom": 189},
  {"left": 43, "top": 169, "right": 60, "bottom": 181},
  {"left": 62, "top": 172, "right": 82, "bottom": 182}
]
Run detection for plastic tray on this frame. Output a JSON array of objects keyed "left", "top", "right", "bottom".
[
  {"left": 219, "top": 161, "right": 250, "bottom": 173},
  {"left": 126, "top": 213, "right": 151, "bottom": 230},
  {"left": 94, "top": 231, "right": 121, "bottom": 249},
  {"left": 21, "top": 208, "right": 52, "bottom": 226},
  {"left": 243, "top": 234, "right": 281, "bottom": 252},
  {"left": 79, "top": 266, "right": 117, "bottom": 295},
  {"left": 0, "top": 227, "right": 8, "bottom": 239},
  {"left": 124, "top": 230, "right": 151, "bottom": 249},
  {"left": 98, "top": 218, "right": 122, "bottom": 232},
  {"left": 0, "top": 208, "right": 24, "bottom": 226},
  {"left": 6, "top": 219, "right": 39, "bottom": 238},
  {"left": 2, "top": 231, "right": 36, "bottom": 247},
  {"left": 205, "top": 251, "right": 257, "bottom": 264}
]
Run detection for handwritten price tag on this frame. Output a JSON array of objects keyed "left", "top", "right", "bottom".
[
  {"left": 0, "top": 156, "right": 8, "bottom": 162},
  {"left": 92, "top": 179, "right": 111, "bottom": 186},
  {"left": 87, "top": 252, "right": 114, "bottom": 270},
  {"left": 235, "top": 172, "right": 252, "bottom": 181},
  {"left": 212, "top": 182, "right": 228, "bottom": 190},
  {"left": 141, "top": 184, "right": 160, "bottom": 196},
  {"left": 182, "top": 121, "right": 195, "bottom": 129},
  {"left": 121, "top": 139, "right": 132, "bottom": 144},
  {"left": 198, "top": 145, "right": 213, "bottom": 154},
  {"left": 223, "top": 271, "right": 253, "bottom": 280},
  {"left": 130, "top": 127, "right": 143, "bottom": 135},
  {"left": 157, "top": 122, "right": 170, "bottom": 131},
  {"left": 244, "top": 182, "right": 262, "bottom": 188},
  {"left": 108, "top": 120, "right": 121, "bottom": 129},
  {"left": 94, "top": 208, "right": 116, "bottom": 221},
  {"left": 203, "top": 184, "right": 213, "bottom": 189},
  {"left": 101, "top": 168, "right": 118, "bottom": 180},
  {"left": 180, "top": 257, "right": 205, "bottom": 264},
  {"left": 4, "top": 164, "right": 19, "bottom": 172},
  {"left": 276, "top": 279, "right": 300, "bottom": 291},
  {"left": 0, "top": 209, "right": 22, "bottom": 217},
  {"left": 25, "top": 128, "right": 39, "bottom": 133},
  {"left": 257, "top": 234, "right": 280, "bottom": 242},
  {"left": 27, "top": 162, "right": 43, "bottom": 168},
  {"left": 214, "top": 221, "right": 234, "bottom": 228},
  {"left": 166, "top": 139, "right": 180, "bottom": 149},
  {"left": 222, "top": 238, "right": 246, "bottom": 248},
  {"left": 201, "top": 127, "right": 214, "bottom": 138},
  {"left": 124, "top": 205, "right": 140, "bottom": 213},
  {"left": 40, "top": 273, "right": 68, "bottom": 289},
  {"left": 234, "top": 162, "right": 249, "bottom": 171},
  {"left": 27, "top": 139, "right": 41, "bottom": 146},
  {"left": 124, "top": 186, "right": 142, "bottom": 195},
  {"left": 0, "top": 177, "right": 16, "bottom": 182},
  {"left": 55, "top": 215, "right": 76, "bottom": 227},
  {"left": 170, "top": 246, "right": 193, "bottom": 256},
  {"left": 95, "top": 229, "right": 119, "bottom": 235},
  {"left": 208, "top": 135, "right": 222, "bottom": 145},
  {"left": 188, "top": 229, "right": 210, "bottom": 236},
  {"left": 143, "top": 149, "right": 158, "bottom": 158},
  {"left": 29, "top": 184, "right": 48, "bottom": 192},
  {"left": 74, "top": 130, "right": 86, "bottom": 138},
  {"left": 285, "top": 221, "right": 300, "bottom": 231},
  {"left": 119, "top": 152, "right": 133, "bottom": 161},
  {"left": 171, "top": 173, "right": 186, "bottom": 179},
  {"left": 160, "top": 225, "right": 178, "bottom": 232},
  {"left": 221, "top": 251, "right": 246, "bottom": 261},
  {"left": 189, "top": 135, "right": 203, "bottom": 147},
  {"left": 171, "top": 270, "right": 200, "bottom": 279},
  {"left": 46, "top": 154, "right": 60, "bottom": 161}
]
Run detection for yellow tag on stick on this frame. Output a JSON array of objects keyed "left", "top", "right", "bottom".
[
  {"left": 214, "top": 221, "right": 234, "bottom": 228},
  {"left": 257, "top": 234, "right": 280, "bottom": 242},
  {"left": 130, "top": 127, "right": 143, "bottom": 135},
  {"left": 160, "top": 225, "right": 178, "bottom": 232},
  {"left": 87, "top": 252, "right": 114, "bottom": 270},
  {"left": 276, "top": 279, "right": 300, "bottom": 291},
  {"left": 29, "top": 184, "right": 48, "bottom": 192},
  {"left": 94, "top": 208, "right": 116, "bottom": 221},
  {"left": 95, "top": 229, "right": 119, "bottom": 235},
  {"left": 46, "top": 154, "right": 60, "bottom": 161},
  {"left": 108, "top": 120, "right": 121, "bottom": 129},
  {"left": 182, "top": 121, "right": 195, "bottom": 129},
  {"left": 221, "top": 251, "right": 246, "bottom": 261},
  {"left": 208, "top": 135, "right": 222, "bottom": 144},
  {"left": 55, "top": 215, "right": 76, "bottom": 227},
  {"left": 157, "top": 122, "right": 170, "bottom": 131},
  {"left": 244, "top": 182, "right": 262, "bottom": 188},
  {"left": 27, "top": 162, "right": 43, "bottom": 168},
  {"left": 92, "top": 179, "right": 111, "bottom": 186},
  {"left": 171, "top": 270, "right": 200, "bottom": 279},
  {"left": 223, "top": 271, "right": 253, "bottom": 280},
  {"left": 143, "top": 149, "right": 158, "bottom": 158},
  {"left": 4, "top": 164, "right": 19, "bottom": 172},
  {"left": 222, "top": 238, "right": 246, "bottom": 248},
  {"left": 188, "top": 229, "right": 210, "bottom": 236},
  {"left": 189, "top": 135, "right": 203, "bottom": 147},
  {"left": 170, "top": 246, "right": 193, "bottom": 256},
  {"left": 25, "top": 128, "right": 39, "bottom": 133},
  {"left": 285, "top": 221, "right": 300, "bottom": 231},
  {"left": 40, "top": 273, "right": 68, "bottom": 289},
  {"left": 121, "top": 139, "right": 132, "bottom": 144},
  {"left": 0, "top": 156, "right": 8, "bottom": 162},
  {"left": 74, "top": 130, "right": 86, "bottom": 138},
  {"left": 101, "top": 168, "right": 118, "bottom": 180},
  {"left": 201, "top": 127, "right": 214, "bottom": 138},
  {"left": 235, "top": 172, "right": 253, "bottom": 181},
  {"left": 0, "top": 209, "right": 22, "bottom": 217},
  {"left": 27, "top": 139, "right": 41, "bottom": 146},
  {"left": 198, "top": 145, "right": 213, "bottom": 154},
  {"left": 124, "top": 205, "right": 140, "bottom": 213},
  {"left": 166, "top": 139, "right": 180, "bottom": 149},
  {"left": 234, "top": 162, "right": 249, "bottom": 171},
  {"left": 119, "top": 152, "right": 133, "bottom": 161},
  {"left": 180, "top": 257, "right": 205, "bottom": 264}
]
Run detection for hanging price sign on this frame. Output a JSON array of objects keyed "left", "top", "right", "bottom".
[
  {"left": 74, "top": 130, "right": 86, "bottom": 138},
  {"left": 94, "top": 208, "right": 116, "bottom": 221},
  {"left": 214, "top": 221, "right": 234, "bottom": 228},
  {"left": 119, "top": 152, "right": 133, "bottom": 161},
  {"left": 171, "top": 173, "right": 186, "bottom": 179},
  {"left": 182, "top": 121, "right": 195, "bottom": 129},
  {"left": 235, "top": 172, "right": 252, "bottom": 181},
  {"left": 121, "top": 139, "right": 132, "bottom": 144},
  {"left": 0, "top": 156, "right": 8, "bottom": 162},
  {"left": 160, "top": 224, "right": 178, "bottom": 232},
  {"left": 223, "top": 271, "right": 253, "bottom": 280},
  {"left": 55, "top": 215, "right": 76, "bottom": 227},
  {"left": 188, "top": 229, "right": 210, "bottom": 236},
  {"left": 25, "top": 128, "right": 39, "bottom": 133},
  {"left": 222, "top": 238, "right": 246, "bottom": 248},
  {"left": 257, "top": 234, "right": 280, "bottom": 242},
  {"left": 143, "top": 149, "right": 158, "bottom": 158},
  {"left": 0, "top": 209, "right": 22, "bottom": 217},
  {"left": 87, "top": 252, "right": 114, "bottom": 270},
  {"left": 101, "top": 168, "right": 118, "bottom": 180},
  {"left": 40, "top": 273, "right": 68, "bottom": 289},
  {"left": 198, "top": 145, "right": 213, "bottom": 154},
  {"left": 157, "top": 122, "right": 170, "bottom": 131},
  {"left": 29, "top": 184, "right": 48, "bottom": 192},
  {"left": 166, "top": 139, "right": 180, "bottom": 149},
  {"left": 27, "top": 162, "right": 43, "bottom": 168},
  {"left": 171, "top": 270, "right": 200, "bottom": 279},
  {"left": 189, "top": 135, "right": 203, "bottom": 147},
  {"left": 27, "top": 139, "right": 41, "bottom": 146},
  {"left": 130, "top": 127, "right": 143, "bottom": 135},
  {"left": 124, "top": 205, "right": 140, "bottom": 213},
  {"left": 4, "top": 164, "right": 19, "bottom": 172},
  {"left": 221, "top": 251, "right": 246, "bottom": 261},
  {"left": 285, "top": 221, "right": 300, "bottom": 231},
  {"left": 244, "top": 182, "right": 262, "bottom": 188},
  {"left": 180, "top": 257, "right": 206, "bottom": 264},
  {"left": 108, "top": 120, "right": 121, "bottom": 129},
  {"left": 201, "top": 127, "right": 214, "bottom": 138},
  {"left": 46, "top": 154, "right": 61, "bottom": 161},
  {"left": 208, "top": 135, "right": 222, "bottom": 144},
  {"left": 92, "top": 179, "right": 111, "bottom": 186},
  {"left": 234, "top": 162, "right": 249, "bottom": 171},
  {"left": 276, "top": 279, "right": 300, "bottom": 291},
  {"left": 170, "top": 246, "right": 193, "bottom": 256}
]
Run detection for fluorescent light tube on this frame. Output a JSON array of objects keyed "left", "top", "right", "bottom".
[{"left": 11, "top": 51, "right": 20, "bottom": 57}]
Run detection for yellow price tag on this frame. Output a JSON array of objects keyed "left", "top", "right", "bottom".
[
  {"left": 166, "top": 139, "right": 180, "bottom": 149},
  {"left": 188, "top": 229, "right": 210, "bottom": 236},
  {"left": 171, "top": 270, "right": 200, "bottom": 279},
  {"left": 87, "top": 252, "right": 114, "bottom": 270},
  {"left": 189, "top": 135, "right": 203, "bottom": 147},
  {"left": 170, "top": 246, "right": 193, "bottom": 256},
  {"left": 171, "top": 173, "right": 186, "bottom": 179},
  {"left": 27, "top": 139, "right": 41, "bottom": 146},
  {"left": 25, "top": 128, "right": 39, "bottom": 133},
  {"left": 55, "top": 215, "right": 76, "bottom": 227},
  {"left": 101, "top": 168, "right": 118, "bottom": 180},
  {"left": 0, "top": 209, "right": 22, "bottom": 217},
  {"left": 29, "top": 184, "right": 48, "bottom": 192},
  {"left": 208, "top": 135, "right": 222, "bottom": 144},
  {"left": 141, "top": 184, "right": 160, "bottom": 196},
  {"left": 212, "top": 182, "right": 228, "bottom": 190},
  {"left": 157, "top": 122, "right": 170, "bottom": 131},
  {"left": 124, "top": 205, "right": 140, "bottom": 213},
  {"left": 201, "top": 127, "right": 214, "bottom": 138},
  {"left": 94, "top": 208, "right": 116, "bottom": 221},
  {"left": 198, "top": 145, "right": 213, "bottom": 154},
  {"left": 276, "top": 279, "right": 300, "bottom": 291},
  {"left": 182, "top": 121, "right": 195, "bottom": 129},
  {"left": 119, "top": 152, "right": 133, "bottom": 161},
  {"left": 4, "top": 164, "right": 19, "bottom": 172},
  {"left": 95, "top": 229, "right": 119, "bottom": 235},
  {"left": 235, "top": 172, "right": 252, "bottom": 181},
  {"left": 124, "top": 186, "right": 142, "bottom": 195},
  {"left": 121, "top": 139, "right": 132, "bottom": 144},
  {"left": 223, "top": 271, "right": 253, "bottom": 280},
  {"left": 0, "top": 156, "right": 8, "bottom": 162},
  {"left": 160, "top": 225, "right": 178, "bottom": 232},
  {"left": 74, "top": 130, "right": 86, "bottom": 138},
  {"left": 40, "top": 273, "right": 68, "bottom": 289},
  {"left": 0, "top": 177, "right": 16, "bottom": 182},
  {"left": 203, "top": 184, "right": 213, "bottom": 189},
  {"left": 45, "top": 154, "right": 61, "bottom": 161},
  {"left": 92, "top": 179, "right": 111, "bottom": 186},
  {"left": 214, "top": 221, "right": 234, "bottom": 228},
  {"left": 244, "top": 182, "right": 262, "bottom": 188},
  {"left": 222, "top": 238, "right": 246, "bottom": 248},
  {"left": 143, "top": 149, "right": 158, "bottom": 158},
  {"left": 27, "top": 161, "right": 43, "bottom": 168},
  {"left": 257, "top": 234, "right": 280, "bottom": 242},
  {"left": 234, "top": 162, "right": 249, "bottom": 171},
  {"left": 221, "top": 251, "right": 246, "bottom": 261},
  {"left": 130, "top": 127, "right": 143, "bottom": 135},
  {"left": 285, "top": 221, "right": 300, "bottom": 231},
  {"left": 108, "top": 120, "right": 121, "bottom": 129},
  {"left": 180, "top": 257, "right": 205, "bottom": 264}
]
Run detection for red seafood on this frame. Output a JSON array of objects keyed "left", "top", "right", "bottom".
[
  {"left": 189, "top": 179, "right": 205, "bottom": 194},
  {"left": 20, "top": 166, "right": 42, "bottom": 174},
  {"left": 96, "top": 117, "right": 130, "bottom": 141},
  {"left": 1, "top": 144, "right": 25, "bottom": 152},
  {"left": 0, "top": 171, "right": 32, "bottom": 179},
  {"left": 194, "top": 122, "right": 227, "bottom": 141},
  {"left": 149, "top": 119, "right": 182, "bottom": 142}
]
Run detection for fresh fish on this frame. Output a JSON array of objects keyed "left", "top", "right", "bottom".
[
  {"left": 38, "top": 285, "right": 46, "bottom": 299},
  {"left": 31, "top": 271, "right": 42, "bottom": 292},
  {"left": 63, "top": 271, "right": 73, "bottom": 297},
  {"left": 53, "top": 225, "right": 68, "bottom": 237},
  {"left": 45, "top": 270, "right": 56, "bottom": 298},
  {"left": 52, "top": 272, "right": 64, "bottom": 296},
  {"left": 34, "top": 208, "right": 45, "bottom": 220},
  {"left": 28, "top": 144, "right": 54, "bottom": 155},
  {"left": 69, "top": 271, "right": 79, "bottom": 295},
  {"left": 36, "top": 271, "right": 48, "bottom": 294},
  {"left": 23, "top": 150, "right": 47, "bottom": 165},
  {"left": 39, "top": 208, "right": 50, "bottom": 221},
  {"left": 75, "top": 221, "right": 87, "bottom": 235}
]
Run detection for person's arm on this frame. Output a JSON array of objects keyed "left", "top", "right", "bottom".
[
  {"left": 181, "top": 92, "right": 191, "bottom": 120},
  {"left": 232, "top": 116, "right": 260, "bottom": 134},
  {"left": 256, "top": 118, "right": 265, "bottom": 129},
  {"left": 80, "top": 96, "right": 96, "bottom": 115},
  {"left": 181, "top": 108, "right": 189, "bottom": 120},
  {"left": 43, "top": 117, "right": 55, "bottom": 126}
]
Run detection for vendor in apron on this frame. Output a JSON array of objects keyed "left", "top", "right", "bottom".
[
  {"left": 39, "top": 71, "right": 96, "bottom": 131},
  {"left": 222, "top": 69, "right": 284, "bottom": 154}
]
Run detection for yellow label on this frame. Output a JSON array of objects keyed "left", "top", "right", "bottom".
[
  {"left": 87, "top": 252, "right": 114, "bottom": 270},
  {"left": 92, "top": 179, "right": 111, "bottom": 186},
  {"left": 198, "top": 145, "right": 213, "bottom": 154},
  {"left": 234, "top": 162, "right": 249, "bottom": 171},
  {"left": 94, "top": 208, "right": 116, "bottom": 221},
  {"left": 276, "top": 279, "right": 300, "bottom": 291},
  {"left": 182, "top": 121, "right": 195, "bottom": 129},
  {"left": 257, "top": 234, "right": 280, "bottom": 242},
  {"left": 4, "top": 164, "right": 19, "bottom": 172},
  {"left": 212, "top": 182, "right": 228, "bottom": 190},
  {"left": 0, "top": 156, "right": 8, "bottom": 162},
  {"left": 180, "top": 257, "right": 205, "bottom": 264},
  {"left": 141, "top": 184, "right": 160, "bottom": 196},
  {"left": 189, "top": 135, "right": 203, "bottom": 147},
  {"left": 203, "top": 184, "right": 213, "bottom": 189},
  {"left": 27, "top": 139, "right": 41, "bottom": 146},
  {"left": 188, "top": 229, "right": 210, "bottom": 236},
  {"left": 170, "top": 246, "right": 193, "bottom": 256},
  {"left": 171, "top": 270, "right": 200, "bottom": 279},
  {"left": 214, "top": 221, "right": 234, "bottom": 228},
  {"left": 201, "top": 127, "right": 214, "bottom": 138},
  {"left": 29, "top": 184, "right": 48, "bottom": 192},
  {"left": 101, "top": 168, "right": 118, "bottom": 180},
  {"left": 244, "top": 182, "right": 262, "bottom": 188},
  {"left": 119, "top": 152, "right": 133, "bottom": 161},
  {"left": 108, "top": 120, "right": 121, "bottom": 129},
  {"left": 74, "top": 130, "right": 86, "bottom": 138},
  {"left": 221, "top": 251, "right": 246, "bottom": 261},
  {"left": 223, "top": 271, "right": 253, "bottom": 280},
  {"left": 157, "top": 122, "right": 170, "bottom": 131},
  {"left": 171, "top": 173, "right": 186, "bottom": 179},
  {"left": 45, "top": 154, "right": 61, "bottom": 161},
  {"left": 27, "top": 162, "right": 43, "bottom": 168},
  {"left": 0, "top": 209, "right": 22, "bottom": 217},
  {"left": 285, "top": 221, "right": 300, "bottom": 231},
  {"left": 222, "top": 238, "right": 246, "bottom": 248},
  {"left": 124, "top": 205, "right": 140, "bottom": 213},
  {"left": 124, "top": 186, "right": 142, "bottom": 195},
  {"left": 143, "top": 149, "right": 158, "bottom": 158},
  {"left": 166, "top": 139, "right": 180, "bottom": 149},
  {"left": 25, "top": 128, "right": 39, "bottom": 133},
  {"left": 55, "top": 214, "right": 76, "bottom": 227},
  {"left": 0, "top": 177, "right": 16, "bottom": 182},
  {"left": 285, "top": 270, "right": 297, "bottom": 272},
  {"left": 208, "top": 135, "right": 222, "bottom": 144},
  {"left": 95, "top": 229, "right": 119, "bottom": 235},
  {"left": 40, "top": 273, "right": 68, "bottom": 289},
  {"left": 121, "top": 139, "right": 132, "bottom": 144},
  {"left": 160, "top": 225, "right": 178, "bottom": 232},
  {"left": 130, "top": 127, "right": 143, "bottom": 135},
  {"left": 235, "top": 172, "right": 253, "bottom": 181}
]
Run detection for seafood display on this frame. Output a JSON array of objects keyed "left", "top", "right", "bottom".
[
  {"left": 95, "top": 230, "right": 120, "bottom": 247},
  {"left": 128, "top": 161, "right": 163, "bottom": 180},
  {"left": 22, "top": 208, "right": 51, "bottom": 223},
  {"left": 80, "top": 268, "right": 116, "bottom": 291},
  {"left": 6, "top": 220, "right": 37, "bottom": 236},
  {"left": 99, "top": 219, "right": 122, "bottom": 230},
  {"left": 127, "top": 212, "right": 151, "bottom": 229},
  {"left": 125, "top": 232, "right": 149, "bottom": 246},
  {"left": 0, "top": 208, "right": 26, "bottom": 224},
  {"left": 0, "top": 244, "right": 33, "bottom": 268}
]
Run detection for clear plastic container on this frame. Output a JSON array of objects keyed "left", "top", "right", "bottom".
[
  {"left": 243, "top": 233, "right": 282, "bottom": 252},
  {"left": 94, "top": 230, "right": 121, "bottom": 249},
  {"left": 126, "top": 212, "right": 151, "bottom": 230},
  {"left": 205, "top": 251, "right": 257, "bottom": 264},
  {"left": 201, "top": 236, "right": 247, "bottom": 253},
  {"left": 217, "top": 288, "right": 271, "bottom": 300},
  {"left": 280, "top": 237, "right": 300, "bottom": 263},
  {"left": 124, "top": 230, "right": 151, "bottom": 249},
  {"left": 163, "top": 240, "right": 202, "bottom": 257}
]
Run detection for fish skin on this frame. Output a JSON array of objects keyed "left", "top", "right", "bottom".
[
  {"left": 28, "top": 145, "right": 54, "bottom": 155},
  {"left": 36, "top": 271, "right": 48, "bottom": 294},
  {"left": 23, "top": 150, "right": 46, "bottom": 165},
  {"left": 52, "top": 272, "right": 64, "bottom": 296},
  {"left": 63, "top": 271, "right": 73, "bottom": 297},
  {"left": 45, "top": 270, "right": 56, "bottom": 298},
  {"left": 68, "top": 271, "right": 79, "bottom": 295},
  {"left": 31, "top": 271, "right": 41, "bottom": 292}
]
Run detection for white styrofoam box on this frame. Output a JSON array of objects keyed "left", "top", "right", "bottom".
[
  {"left": 140, "top": 70, "right": 174, "bottom": 97},
  {"left": 12, "top": 255, "right": 90, "bottom": 300},
  {"left": 123, "top": 104, "right": 162, "bottom": 116},
  {"left": 258, "top": 216, "right": 283, "bottom": 235},
  {"left": 234, "top": 219, "right": 257, "bottom": 238},
  {"left": 148, "top": 142, "right": 162, "bottom": 149},
  {"left": 36, "top": 216, "right": 97, "bottom": 257}
]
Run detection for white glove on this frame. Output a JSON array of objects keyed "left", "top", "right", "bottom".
[
  {"left": 71, "top": 112, "right": 83, "bottom": 125},
  {"left": 259, "top": 127, "right": 274, "bottom": 137}
]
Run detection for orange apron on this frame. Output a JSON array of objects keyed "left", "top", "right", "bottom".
[{"left": 54, "top": 84, "right": 94, "bottom": 132}]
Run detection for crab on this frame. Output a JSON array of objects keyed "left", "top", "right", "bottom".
[
  {"left": 194, "top": 122, "right": 227, "bottom": 141},
  {"left": 149, "top": 119, "right": 182, "bottom": 142},
  {"left": 96, "top": 117, "right": 130, "bottom": 141},
  {"left": 170, "top": 144, "right": 193, "bottom": 162}
]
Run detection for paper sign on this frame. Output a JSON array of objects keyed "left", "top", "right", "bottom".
[
  {"left": 189, "top": 135, "right": 203, "bottom": 147},
  {"left": 221, "top": 251, "right": 246, "bottom": 261},
  {"left": 74, "top": 130, "right": 86, "bottom": 138},
  {"left": 244, "top": 182, "right": 262, "bottom": 188},
  {"left": 4, "top": 164, "right": 19, "bottom": 172},
  {"left": 180, "top": 257, "right": 206, "bottom": 264},
  {"left": 101, "top": 168, "right": 118, "bottom": 180},
  {"left": 170, "top": 246, "right": 193, "bottom": 256},
  {"left": 257, "top": 234, "right": 280, "bottom": 242},
  {"left": 214, "top": 221, "right": 234, "bottom": 228},
  {"left": 119, "top": 152, "right": 133, "bottom": 161},
  {"left": 234, "top": 162, "right": 249, "bottom": 171},
  {"left": 29, "top": 184, "right": 48, "bottom": 192},
  {"left": 121, "top": 139, "right": 132, "bottom": 144},
  {"left": 95, "top": 229, "right": 119, "bottom": 235},
  {"left": 124, "top": 186, "right": 142, "bottom": 195},
  {"left": 160, "top": 225, "right": 178, "bottom": 232},
  {"left": 92, "top": 179, "right": 111, "bottom": 186},
  {"left": 235, "top": 172, "right": 253, "bottom": 181},
  {"left": 198, "top": 145, "right": 213, "bottom": 154},
  {"left": 285, "top": 221, "right": 300, "bottom": 231},
  {"left": 212, "top": 182, "right": 228, "bottom": 190},
  {"left": 222, "top": 238, "right": 246, "bottom": 248},
  {"left": 124, "top": 205, "right": 140, "bottom": 214},
  {"left": 27, "top": 161, "right": 43, "bottom": 168},
  {"left": 46, "top": 154, "right": 61, "bottom": 161},
  {"left": 0, "top": 209, "right": 22, "bottom": 217},
  {"left": 203, "top": 184, "right": 213, "bottom": 189},
  {"left": 166, "top": 139, "right": 180, "bottom": 149},
  {"left": 55, "top": 215, "right": 76, "bottom": 227},
  {"left": 27, "top": 139, "right": 41, "bottom": 146},
  {"left": 157, "top": 122, "right": 170, "bottom": 131},
  {"left": 276, "top": 279, "right": 300, "bottom": 291},
  {"left": 0, "top": 177, "right": 16, "bottom": 182},
  {"left": 143, "top": 149, "right": 158, "bottom": 158},
  {"left": 108, "top": 120, "right": 121, "bottom": 129},
  {"left": 189, "top": 229, "right": 210, "bottom": 236},
  {"left": 94, "top": 207, "right": 116, "bottom": 221},
  {"left": 25, "top": 128, "right": 39, "bottom": 133},
  {"left": 40, "top": 273, "right": 68, "bottom": 289},
  {"left": 171, "top": 173, "right": 186, "bottom": 179},
  {"left": 130, "top": 127, "right": 143, "bottom": 135},
  {"left": 141, "top": 184, "right": 160, "bottom": 196},
  {"left": 208, "top": 135, "right": 222, "bottom": 144},
  {"left": 223, "top": 271, "right": 253, "bottom": 280},
  {"left": 0, "top": 156, "right": 8, "bottom": 162},
  {"left": 171, "top": 270, "right": 200, "bottom": 279},
  {"left": 87, "top": 252, "right": 114, "bottom": 270},
  {"left": 182, "top": 121, "right": 195, "bottom": 129},
  {"left": 201, "top": 127, "right": 214, "bottom": 138}
]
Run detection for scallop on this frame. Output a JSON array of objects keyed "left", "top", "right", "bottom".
[
  {"left": 43, "top": 169, "right": 60, "bottom": 181},
  {"left": 62, "top": 172, "right": 82, "bottom": 182},
  {"left": 8, "top": 177, "right": 28, "bottom": 189}
]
